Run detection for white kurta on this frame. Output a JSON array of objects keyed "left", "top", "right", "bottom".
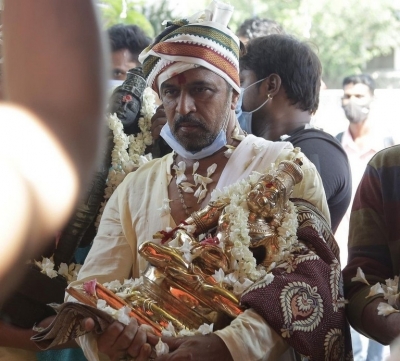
[{"left": 69, "top": 136, "right": 329, "bottom": 361}]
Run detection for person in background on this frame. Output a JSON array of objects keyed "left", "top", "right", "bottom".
[
  {"left": 343, "top": 145, "right": 400, "bottom": 358},
  {"left": 0, "top": 0, "right": 107, "bottom": 359},
  {"left": 107, "top": 24, "right": 151, "bottom": 81},
  {"left": 236, "top": 16, "right": 284, "bottom": 44},
  {"left": 238, "top": 34, "right": 351, "bottom": 233},
  {"left": 335, "top": 73, "right": 394, "bottom": 361}
]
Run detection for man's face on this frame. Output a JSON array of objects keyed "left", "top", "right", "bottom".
[
  {"left": 111, "top": 49, "right": 138, "bottom": 81},
  {"left": 160, "top": 67, "right": 234, "bottom": 152},
  {"left": 342, "top": 83, "right": 373, "bottom": 124},
  {"left": 342, "top": 83, "right": 373, "bottom": 108}
]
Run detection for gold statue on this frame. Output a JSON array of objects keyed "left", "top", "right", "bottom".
[
  {"left": 134, "top": 158, "right": 304, "bottom": 332},
  {"left": 246, "top": 158, "right": 303, "bottom": 266}
]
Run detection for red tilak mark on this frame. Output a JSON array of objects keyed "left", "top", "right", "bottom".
[
  {"left": 177, "top": 73, "right": 186, "bottom": 85},
  {"left": 122, "top": 94, "right": 133, "bottom": 102}
]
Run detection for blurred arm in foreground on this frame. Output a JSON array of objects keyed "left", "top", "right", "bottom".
[{"left": 0, "top": 0, "right": 108, "bottom": 299}]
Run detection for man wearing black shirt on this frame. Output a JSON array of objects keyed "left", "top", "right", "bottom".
[{"left": 238, "top": 34, "right": 351, "bottom": 232}]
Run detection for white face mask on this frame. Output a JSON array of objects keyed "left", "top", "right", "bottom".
[
  {"left": 235, "top": 77, "right": 270, "bottom": 133},
  {"left": 160, "top": 124, "right": 227, "bottom": 160}
]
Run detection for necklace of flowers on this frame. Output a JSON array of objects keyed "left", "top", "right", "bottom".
[
  {"left": 209, "top": 153, "right": 299, "bottom": 296},
  {"left": 172, "top": 126, "right": 246, "bottom": 208},
  {"left": 163, "top": 152, "right": 299, "bottom": 296},
  {"left": 95, "top": 88, "right": 156, "bottom": 227}
]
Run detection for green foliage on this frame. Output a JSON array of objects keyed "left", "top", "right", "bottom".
[
  {"left": 139, "top": 0, "right": 175, "bottom": 36},
  {"left": 98, "top": 0, "right": 400, "bottom": 88},
  {"left": 98, "top": 0, "right": 155, "bottom": 37},
  {"left": 228, "top": 0, "right": 400, "bottom": 87}
]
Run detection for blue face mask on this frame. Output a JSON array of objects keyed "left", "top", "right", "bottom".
[
  {"left": 160, "top": 123, "right": 227, "bottom": 160},
  {"left": 235, "top": 78, "right": 270, "bottom": 134}
]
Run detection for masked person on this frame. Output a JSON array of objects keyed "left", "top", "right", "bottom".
[
  {"left": 237, "top": 34, "right": 351, "bottom": 234},
  {"left": 335, "top": 74, "right": 395, "bottom": 360}
]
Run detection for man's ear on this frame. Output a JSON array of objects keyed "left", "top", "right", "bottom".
[
  {"left": 262, "top": 74, "right": 281, "bottom": 98},
  {"left": 231, "top": 89, "right": 239, "bottom": 110}
]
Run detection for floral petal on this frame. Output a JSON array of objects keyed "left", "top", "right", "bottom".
[
  {"left": 197, "top": 323, "right": 213, "bottom": 335},
  {"left": 351, "top": 267, "right": 370, "bottom": 285},
  {"left": 366, "top": 282, "right": 384, "bottom": 298},
  {"left": 155, "top": 338, "right": 170, "bottom": 356},
  {"left": 197, "top": 189, "right": 207, "bottom": 203},
  {"left": 377, "top": 302, "right": 400, "bottom": 316},
  {"left": 180, "top": 182, "right": 196, "bottom": 188},
  {"left": 207, "top": 163, "right": 217, "bottom": 177},
  {"left": 224, "top": 148, "right": 234, "bottom": 158},
  {"left": 83, "top": 279, "right": 97, "bottom": 296},
  {"left": 192, "top": 162, "right": 199, "bottom": 175},
  {"left": 194, "top": 186, "right": 202, "bottom": 198},
  {"left": 212, "top": 268, "right": 225, "bottom": 283},
  {"left": 176, "top": 173, "right": 187, "bottom": 185},
  {"left": 181, "top": 186, "right": 194, "bottom": 193}
]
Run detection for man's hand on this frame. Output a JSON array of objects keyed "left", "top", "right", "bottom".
[
  {"left": 150, "top": 105, "right": 167, "bottom": 140},
  {"left": 84, "top": 318, "right": 152, "bottom": 361},
  {"left": 149, "top": 333, "right": 234, "bottom": 361}
]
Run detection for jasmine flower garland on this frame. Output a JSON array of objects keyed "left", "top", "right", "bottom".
[{"left": 208, "top": 152, "right": 299, "bottom": 295}]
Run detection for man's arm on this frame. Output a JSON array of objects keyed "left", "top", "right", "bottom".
[
  {"left": 3, "top": 0, "right": 107, "bottom": 177},
  {"left": 0, "top": 0, "right": 107, "bottom": 290},
  {"left": 360, "top": 298, "right": 400, "bottom": 345},
  {"left": 344, "top": 146, "right": 400, "bottom": 344}
]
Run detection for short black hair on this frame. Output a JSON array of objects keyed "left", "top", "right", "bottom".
[
  {"left": 342, "top": 74, "right": 375, "bottom": 95},
  {"left": 236, "top": 17, "right": 284, "bottom": 41},
  {"left": 107, "top": 24, "right": 152, "bottom": 58},
  {"left": 240, "top": 34, "right": 321, "bottom": 113}
]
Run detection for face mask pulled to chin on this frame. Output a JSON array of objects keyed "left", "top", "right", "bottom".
[
  {"left": 160, "top": 124, "right": 227, "bottom": 160},
  {"left": 342, "top": 100, "right": 370, "bottom": 124}
]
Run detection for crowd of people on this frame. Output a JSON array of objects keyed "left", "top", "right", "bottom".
[{"left": 1, "top": 0, "right": 399, "bottom": 360}]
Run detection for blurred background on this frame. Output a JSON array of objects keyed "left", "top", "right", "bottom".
[
  {"left": 97, "top": 0, "right": 400, "bottom": 138},
  {"left": 97, "top": 0, "right": 400, "bottom": 89}
]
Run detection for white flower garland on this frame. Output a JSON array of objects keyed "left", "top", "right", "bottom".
[
  {"left": 208, "top": 165, "right": 298, "bottom": 295},
  {"left": 33, "top": 256, "right": 82, "bottom": 284},
  {"left": 95, "top": 88, "right": 156, "bottom": 227}
]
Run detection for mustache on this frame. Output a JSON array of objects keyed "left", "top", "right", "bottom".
[{"left": 174, "top": 115, "right": 207, "bottom": 130}]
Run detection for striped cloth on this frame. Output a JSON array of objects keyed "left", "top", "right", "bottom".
[
  {"left": 343, "top": 144, "right": 400, "bottom": 339},
  {"left": 138, "top": 0, "right": 240, "bottom": 95}
]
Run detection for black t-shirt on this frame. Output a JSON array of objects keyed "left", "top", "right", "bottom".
[{"left": 283, "top": 126, "right": 352, "bottom": 233}]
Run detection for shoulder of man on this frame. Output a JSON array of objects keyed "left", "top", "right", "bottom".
[
  {"left": 286, "top": 125, "right": 343, "bottom": 145},
  {"left": 287, "top": 127, "right": 346, "bottom": 154},
  {"left": 368, "top": 144, "right": 400, "bottom": 170}
]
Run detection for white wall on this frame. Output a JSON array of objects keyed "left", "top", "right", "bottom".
[{"left": 313, "top": 89, "right": 400, "bottom": 143}]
